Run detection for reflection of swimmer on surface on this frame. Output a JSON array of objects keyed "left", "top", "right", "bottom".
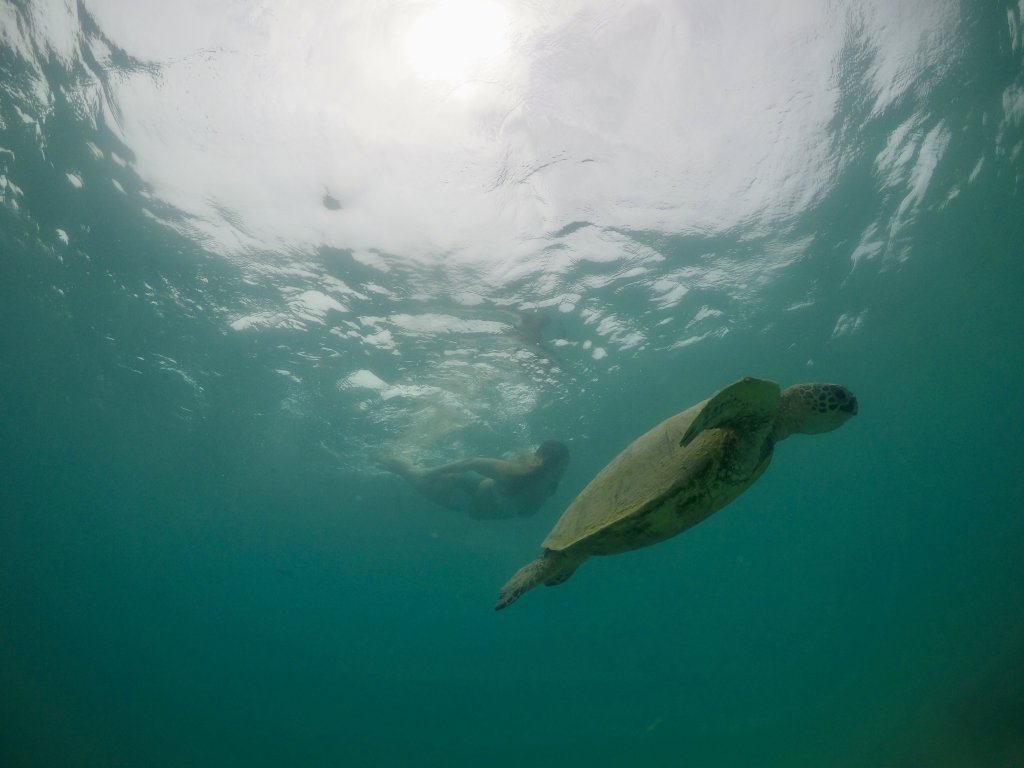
[
  {"left": 512, "top": 310, "right": 550, "bottom": 346},
  {"left": 508, "top": 310, "right": 560, "bottom": 365},
  {"left": 378, "top": 440, "right": 570, "bottom": 519}
]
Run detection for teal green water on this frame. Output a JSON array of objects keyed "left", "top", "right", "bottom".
[{"left": 2, "top": 1, "right": 1023, "bottom": 766}]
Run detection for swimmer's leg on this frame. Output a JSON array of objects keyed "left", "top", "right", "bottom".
[{"left": 376, "top": 454, "right": 424, "bottom": 483}]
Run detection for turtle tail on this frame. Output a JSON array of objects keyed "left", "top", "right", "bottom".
[{"left": 494, "top": 551, "right": 583, "bottom": 611}]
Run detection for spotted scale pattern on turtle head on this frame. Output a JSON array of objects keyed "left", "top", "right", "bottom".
[{"left": 774, "top": 383, "right": 859, "bottom": 440}]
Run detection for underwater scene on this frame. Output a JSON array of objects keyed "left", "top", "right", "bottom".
[{"left": 2, "top": 1, "right": 1023, "bottom": 765}]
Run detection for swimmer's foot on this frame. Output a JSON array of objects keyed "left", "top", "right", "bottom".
[{"left": 376, "top": 453, "right": 418, "bottom": 478}]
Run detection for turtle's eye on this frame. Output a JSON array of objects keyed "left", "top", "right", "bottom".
[{"left": 828, "top": 386, "right": 858, "bottom": 415}]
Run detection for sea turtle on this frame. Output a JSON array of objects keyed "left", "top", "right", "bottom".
[{"left": 495, "top": 377, "right": 858, "bottom": 610}]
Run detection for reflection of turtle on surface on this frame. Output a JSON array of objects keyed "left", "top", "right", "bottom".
[{"left": 495, "top": 377, "right": 858, "bottom": 610}]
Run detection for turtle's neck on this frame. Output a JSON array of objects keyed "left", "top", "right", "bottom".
[{"left": 770, "top": 394, "right": 802, "bottom": 443}]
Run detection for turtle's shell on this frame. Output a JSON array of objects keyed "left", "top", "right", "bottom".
[{"left": 543, "top": 378, "right": 781, "bottom": 553}]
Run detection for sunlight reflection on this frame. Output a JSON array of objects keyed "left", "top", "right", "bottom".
[
  {"left": 68, "top": 0, "right": 959, "bottom": 276},
  {"left": 401, "top": 0, "right": 511, "bottom": 89}
]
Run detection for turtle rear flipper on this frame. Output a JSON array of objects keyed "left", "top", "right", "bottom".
[
  {"left": 495, "top": 550, "right": 584, "bottom": 610},
  {"left": 679, "top": 377, "right": 781, "bottom": 447}
]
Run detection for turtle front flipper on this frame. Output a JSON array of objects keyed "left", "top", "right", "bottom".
[
  {"left": 679, "top": 377, "right": 781, "bottom": 447},
  {"left": 495, "top": 550, "right": 585, "bottom": 611}
]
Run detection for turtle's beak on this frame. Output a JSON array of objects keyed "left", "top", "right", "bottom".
[{"left": 840, "top": 395, "right": 858, "bottom": 416}]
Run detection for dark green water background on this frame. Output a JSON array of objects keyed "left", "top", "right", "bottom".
[{"left": 2, "top": 1, "right": 1023, "bottom": 766}]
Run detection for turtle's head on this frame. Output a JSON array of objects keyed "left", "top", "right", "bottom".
[{"left": 773, "top": 383, "right": 858, "bottom": 442}]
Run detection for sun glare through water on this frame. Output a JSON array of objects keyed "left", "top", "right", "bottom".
[{"left": 401, "top": 0, "right": 512, "bottom": 89}]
